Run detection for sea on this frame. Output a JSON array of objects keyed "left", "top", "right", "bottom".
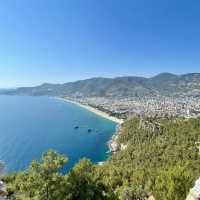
[{"left": 0, "top": 95, "right": 117, "bottom": 172}]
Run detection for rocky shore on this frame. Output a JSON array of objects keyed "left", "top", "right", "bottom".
[{"left": 108, "top": 124, "right": 127, "bottom": 153}]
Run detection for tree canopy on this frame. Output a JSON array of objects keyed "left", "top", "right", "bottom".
[{"left": 4, "top": 117, "right": 200, "bottom": 200}]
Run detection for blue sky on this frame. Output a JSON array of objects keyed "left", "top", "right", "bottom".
[{"left": 0, "top": 0, "right": 200, "bottom": 87}]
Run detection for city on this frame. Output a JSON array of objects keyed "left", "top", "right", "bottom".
[{"left": 64, "top": 95, "right": 200, "bottom": 119}]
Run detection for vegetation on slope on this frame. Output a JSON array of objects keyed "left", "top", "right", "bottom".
[
  {"left": 4, "top": 117, "right": 200, "bottom": 200},
  {"left": 101, "top": 117, "right": 200, "bottom": 199}
]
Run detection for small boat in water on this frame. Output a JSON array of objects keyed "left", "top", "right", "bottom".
[
  {"left": 74, "top": 126, "right": 79, "bottom": 129},
  {"left": 88, "top": 129, "right": 92, "bottom": 133}
]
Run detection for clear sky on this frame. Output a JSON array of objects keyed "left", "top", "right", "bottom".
[{"left": 0, "top": 0, "right": 200, "bottom": 87}]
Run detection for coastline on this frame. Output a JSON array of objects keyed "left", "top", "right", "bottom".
[
  {"left": 54, "top": 97, "right": 124, "bottom": 125},
  {"left": 54, "top": 97, "right": 124, "bottom": 154}
]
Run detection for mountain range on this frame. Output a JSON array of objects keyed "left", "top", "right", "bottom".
[{"left": 3, "top": 73, "right": 200, "bottom": 98}]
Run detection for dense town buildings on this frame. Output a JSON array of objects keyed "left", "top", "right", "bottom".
[{"left": 65, "top": 96, "right": 200, "bottom": 119}]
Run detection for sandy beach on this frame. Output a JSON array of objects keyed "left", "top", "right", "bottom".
[{"left": 55, "top": 97, "right": 124, "bottom": 124}]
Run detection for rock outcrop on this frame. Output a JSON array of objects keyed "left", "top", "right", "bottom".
[
  {"left": 139, "top": 119, "right": 164, "bottom": 134},
  {"left": 0, "top": 180, "right": 7, "bottom": 197},
  {"left": 186, "top": 178, "right": 200, "bottom": 200}
]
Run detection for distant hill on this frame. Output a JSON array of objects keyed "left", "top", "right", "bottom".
[{"left": 3, "top": 73, "right": 200, "bottom": 98}]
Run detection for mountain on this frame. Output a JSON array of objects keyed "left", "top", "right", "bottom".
[
  {"left": 4, "top": 73, "right": 200, "bottom": 98},
  {"left": 0, "top": 88, "right": 16, "bottom": 94}
]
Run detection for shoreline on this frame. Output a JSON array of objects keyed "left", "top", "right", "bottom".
[
  {"left": 107, "top": 124, "right": 121, "bottom": 153},
  {"left": 54, "top": 97, "right": 124, "bottom": 154},
  {"left": 54, "top": 97, "right": 124, "bottom": 125}
]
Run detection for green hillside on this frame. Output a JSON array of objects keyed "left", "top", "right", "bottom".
[{"left": 4, "top": 117, "right": 200, "bottom": 200}]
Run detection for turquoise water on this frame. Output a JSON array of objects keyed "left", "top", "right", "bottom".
[{"left": 0, "top": 95, "right": 116, "bottom": 172}]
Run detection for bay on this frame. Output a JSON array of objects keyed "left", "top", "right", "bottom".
[{"left": 0, "top": 95, "right": 116, "bottom": 172}]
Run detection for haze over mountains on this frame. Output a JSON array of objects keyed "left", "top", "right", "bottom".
[{"left": 3, "top": 73, "right": 200, "bottom": 98}]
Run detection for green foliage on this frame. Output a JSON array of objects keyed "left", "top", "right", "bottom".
[
  {"left": 6, "top": 150, "right": 67, "bottom": 200},
  {"left": 4, "top": 117, "right": 200, "bottom": 200},
  {"left": 153, "top": 165, "right": 193, "bottom": 200},
  {"left": 66, "top": 159, "right": 116, "bottom": 200},
  {"left": 101, "top": 117, "right": 200, "bottom": 199},
  {"left": 5, "top": 151, "right": 115, "bottom": 200}
]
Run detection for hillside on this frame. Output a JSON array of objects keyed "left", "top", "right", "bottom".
[
  {"left": 4, "top": 117, "right": 200, "bottom": 200},
  {"left": 4, "top": 73, "right": 200, "bottom": 98},
  {"left": 102, "top": 117, "right": 200, "bottom": 199}
]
